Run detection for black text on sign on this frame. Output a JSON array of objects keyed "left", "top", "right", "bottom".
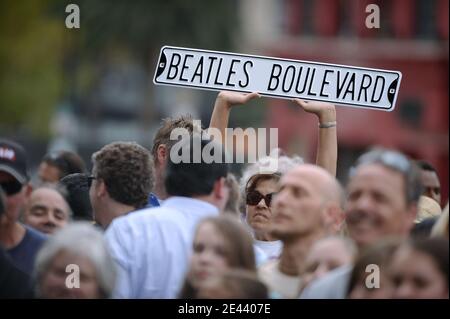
[{"left": 153, "top": 46, "right": 402, "bottom": 111}]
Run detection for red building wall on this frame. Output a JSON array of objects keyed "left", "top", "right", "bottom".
[{"left": 267, "top": 0, "right": 449, "bottom": 205}]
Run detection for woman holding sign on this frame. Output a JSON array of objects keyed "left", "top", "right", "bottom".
[{"left": 208, "top": 91, "right": 339, "bottom": 259}]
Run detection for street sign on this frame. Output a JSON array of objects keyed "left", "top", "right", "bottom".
[{"left": 153, "top": 46, "right": 402, "bottom": 111}]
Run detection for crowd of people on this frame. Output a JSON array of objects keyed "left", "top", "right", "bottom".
[{"left": 0, "top": 91, "right": 448, "bottom": 299}]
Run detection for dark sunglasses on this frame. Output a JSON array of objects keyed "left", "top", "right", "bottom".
[
  {"left": 246, "top": 190, "right": 276, "bottom": 207},
  {"left": 0, "top": 180, "right": 23, "bottom": 196}
]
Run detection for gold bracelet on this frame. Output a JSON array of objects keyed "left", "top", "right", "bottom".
[{"left": 319, "top": 121, "right": 337, "bottom": 128}]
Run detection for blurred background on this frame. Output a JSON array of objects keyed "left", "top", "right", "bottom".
[{"left": 0, "top": 0, "right": 448, "bottom": 204}]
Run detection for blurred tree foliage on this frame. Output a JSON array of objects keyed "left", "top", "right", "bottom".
[
  {"left": 0, "top": 0, "right": 238, "bottom": 137},
  {"left": 0, "top": 0, "right": 64, "bottom": 137},
  {"left": 57, "top": 0, "right": 238, "bottom": 58}
]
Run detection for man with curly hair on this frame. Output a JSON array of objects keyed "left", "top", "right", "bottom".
[
  {"left": 105, "top": 137, "right": 229, "bottom": 298},
  {"left": 89, "top": 141, "right": 154, "bottom": 228}
]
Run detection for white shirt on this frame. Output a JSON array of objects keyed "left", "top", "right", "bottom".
[
  {"left": 254, "top": 239, "right": 283, "bottom": 260},
  {"left": 258, "top": 260, "right": 302, "bottom": 299},
  {"left": 300, "top": 265, "right": 353, "bottom": 299},
  {"left": 105, "top": 196, "right": 219, "bottom": 299},
  {"left": 254, "top": 245, "right": 269, "bottom": 266}
]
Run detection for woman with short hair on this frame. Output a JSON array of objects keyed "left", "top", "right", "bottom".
[{"left": 34, "top": 222, "right": 116, "bottom": 298}]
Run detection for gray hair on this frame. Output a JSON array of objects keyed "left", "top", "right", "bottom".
[
  {"left": 34, "top": 222, "right": 116, "bottom": 298},
  {"left": 350, "top": 148, "right": 423, "bottom": 205},
  {"left": 239, "top": 149, "right": 304, "bottom": 196}
]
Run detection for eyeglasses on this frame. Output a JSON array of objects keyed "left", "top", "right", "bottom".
[
  {"left": 378, "top": 151, "right": 411, "bottom": 172},
  {"left": 0, "top": 180, "right": 23, "bottom": 196},
  {"left": 246, "top": 190, "right": 276, "bottom": 207},
  {"left": 87, "top": 175, "right": 96, "bottom": 187},
  {"left": 351, "top": 149, "right": 412, "bottom": 177}
]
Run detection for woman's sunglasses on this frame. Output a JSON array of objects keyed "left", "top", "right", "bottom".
[{"left": 246, "top": 190, "right": 276, "bottom": 207}]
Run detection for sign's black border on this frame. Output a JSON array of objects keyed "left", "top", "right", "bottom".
[{"left": 153, "top": 46, "right": 402, "bottom": 112}]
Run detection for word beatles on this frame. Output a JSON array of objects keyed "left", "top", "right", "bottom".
[{"left": 154, "top": 46, "right": 401, "bottom": 111}]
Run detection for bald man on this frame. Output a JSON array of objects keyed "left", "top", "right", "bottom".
[
  {"left": 23, "top": 186, "right": 71, "bottom": 234},
  {"left": 301, "top": 149, "right": 422, "bottom": 299},
  {"left": 258, "top": 164, "right": 344, "bottom": 298}
]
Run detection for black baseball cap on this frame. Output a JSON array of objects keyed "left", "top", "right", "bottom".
[{"left": 0, "top": 139, "right": 29, "bottom": 184}]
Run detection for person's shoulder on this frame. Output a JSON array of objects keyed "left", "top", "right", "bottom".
[
  {"left": 113, "top": 206, "right": 164, "bottom": 226},
  {"left": 300, "top": 265, "right": 353, "bottom": 299},
  {"left": 0, "top": 247, "right": 33, "bottom": 298},
  {"left": 23, "top": 225, "right": 47, "bottom": 243},
  {"left": 106, "top": 205, "right": 177, "bottom": 242}
]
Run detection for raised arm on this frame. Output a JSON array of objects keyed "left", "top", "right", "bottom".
[
  {"left": 208, "top": 91, "right": 260, "bottom": 145},
  {"left": 293, "top": 99, "right": 337, "bottom": 177}
]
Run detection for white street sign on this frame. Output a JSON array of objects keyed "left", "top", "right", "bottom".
[{"left": 153, "top": 46, "right": 402, "bottom": 111}]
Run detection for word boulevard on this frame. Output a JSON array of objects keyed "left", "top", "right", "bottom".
[{"left": 154, "top": 46, "right": 402, "bottom": 111}]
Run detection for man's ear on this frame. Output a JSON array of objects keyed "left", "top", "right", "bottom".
[
  {"left": 156, "top": 144, "right": 168, "bottom": 167},
  {"left": 213, "top": 177, "right": 228, "bottom": 202},
  {"left": 95, "top": 179, "right": 108, "bottom": 199},
  {"left": 322, "top": 204, "right": 345, "bottom": 234},
  {"left": 24, "top": 183, "right": 33, "bottom": 197}
]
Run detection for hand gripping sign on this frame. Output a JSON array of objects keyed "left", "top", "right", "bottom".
[{"left": 153, "top": 46, "right": 402, "bottom": 111}]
